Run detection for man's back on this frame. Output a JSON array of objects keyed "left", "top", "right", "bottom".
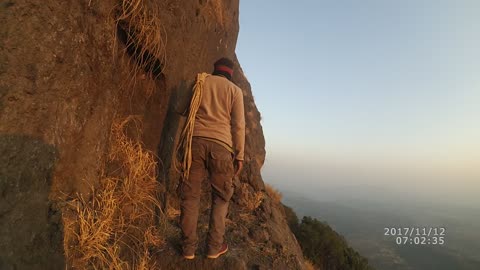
[{"left": 193, "top": 75, "right": 245, "bottom": 160}]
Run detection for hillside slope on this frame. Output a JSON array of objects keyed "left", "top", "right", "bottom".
[{"left": 0, "top": 0, "right": 305, "bottom": 269}]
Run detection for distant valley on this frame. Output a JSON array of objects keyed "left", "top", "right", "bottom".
[{"left": 279, "top": 188, "right": 480, "bottom": 270}]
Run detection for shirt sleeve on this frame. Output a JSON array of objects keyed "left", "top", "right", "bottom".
[{"left": 231, "top": 86, "right": 245, "bottom": 160}]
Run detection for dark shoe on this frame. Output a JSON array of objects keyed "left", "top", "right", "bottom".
[{"left": 207, "top": 243, "right": 228, "bottom": 259}]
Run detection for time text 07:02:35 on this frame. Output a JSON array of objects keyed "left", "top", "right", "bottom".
[{"left": 384, "top": 227, "right": 446, "bottom": 245}]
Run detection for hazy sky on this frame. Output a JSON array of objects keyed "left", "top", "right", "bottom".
[{"left": 236, "top": 1, "right": 479, "bottom": 200}]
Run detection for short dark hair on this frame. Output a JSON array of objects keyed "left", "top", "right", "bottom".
[
  {"left": 213, "top": 57, "right": 234, "bottom": 81},
  {"left": 214, "top": 57, "right": 234, "bottom": 69}
]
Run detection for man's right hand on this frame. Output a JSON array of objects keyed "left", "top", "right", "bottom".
[{"left": 234, "top": 159, "right": 243, "bottom": 177}]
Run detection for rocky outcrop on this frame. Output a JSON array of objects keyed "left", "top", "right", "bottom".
[{"left": 0, "top": 0, "right": 305, "bottom": 269}]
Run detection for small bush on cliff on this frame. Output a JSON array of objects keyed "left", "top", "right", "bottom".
[
  {"left": 265, "top": 183, "right": 282, "bottom": 203},
  {"left": 283, "top": 205, "right": 374, "bottom": 270}
]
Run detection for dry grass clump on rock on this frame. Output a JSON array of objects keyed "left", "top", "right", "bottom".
[
  {"left": 304, "top": 260, "right": 317, "bottom": 270},
  {"left": 240, "top": 183, "right": 264, "bottom": 212},
  {"left": 115, "top": 0, "right": 167, "bottom": 84},
  {"left": 64, "top": 116, "right": 163, "bottom": 269},
  {"left": 265, "top": 183, "right": 282, "bottom": 203}
]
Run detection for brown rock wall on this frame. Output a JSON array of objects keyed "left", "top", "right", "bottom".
[{"left": 0, "top": 1, "right": 305, "bottom": 269}]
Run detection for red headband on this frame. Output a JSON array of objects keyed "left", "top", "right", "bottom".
[{"left": 215, "top": 65, "right": 233, "bottom": 76}]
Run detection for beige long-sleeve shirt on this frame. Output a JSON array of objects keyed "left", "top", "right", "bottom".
[{"left": 192, "top": 74, "right": 245, "bottom": 160}]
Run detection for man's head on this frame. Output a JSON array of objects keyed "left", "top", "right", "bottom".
[{"left": 213, "top": 57, "right": 234, "bottom": 81}]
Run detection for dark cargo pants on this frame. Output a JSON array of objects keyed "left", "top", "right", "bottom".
[{"left": 179, "top": 137, "right": 235, "bottom": 255}]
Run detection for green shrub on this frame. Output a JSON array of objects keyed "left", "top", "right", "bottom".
[{"left": 283, "top": 205, "right": 374, "bottom": 270}]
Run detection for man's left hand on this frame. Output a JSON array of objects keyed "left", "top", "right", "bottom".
[{"left": 234, "top": 159, "right": 243, "bottom": 177}]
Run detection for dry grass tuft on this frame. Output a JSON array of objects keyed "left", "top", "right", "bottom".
[
  {"left": 144, "top": 226, "right": 163, "bottom": 247},
  {"left": 265, "top": 183, "right": 282, "bottom": 203},
  {"left": 304, "top": 260, "right": 317, "bottom": 270},
  {"left": 165, "top": 204, "right": 181, "bottom": 220},
  {"left": 240, "top": 183, "right": 264, "bottom": 212},
  {"left": 64, "top": 116, "right": 163, "bottom": 269},
  {"left": 115, "top": 0, "right": 167, "bottom": 96},
  {"left": 136, "top": 249, "right": 156, "bottom": 270},
  {"left": 119, "top": 55, "right": 158, "bottom": 99},
  {"left": 238, "top": 212, "right": 255, "bottom": 223},
  {"left": 249, "top": 192, "right": 264, "bottom": 211}
]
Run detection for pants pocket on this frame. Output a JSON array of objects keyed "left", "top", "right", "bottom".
[{"left": 209, "top": 150, "right": 234, "bottom": 175}]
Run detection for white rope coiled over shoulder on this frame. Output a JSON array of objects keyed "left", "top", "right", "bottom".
[{"left": 175, "top": 72, "right": 210, "bottom": 181}]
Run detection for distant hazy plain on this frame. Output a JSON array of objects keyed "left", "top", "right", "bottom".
[{"left": 264, "top": 162, "right": 480, "bottom": 270}]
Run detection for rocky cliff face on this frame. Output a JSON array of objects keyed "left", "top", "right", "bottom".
[{"left": 0, "top": 0, "right": 305, "bottom": 269}]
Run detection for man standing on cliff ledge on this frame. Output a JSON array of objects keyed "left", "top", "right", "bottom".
[{"left": 179, "top": 58, "right": 245, "bottom": 259}]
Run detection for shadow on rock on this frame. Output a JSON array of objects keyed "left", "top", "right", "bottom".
[{"left": 0, "top": 134, "right": 64, "bottom": 270}]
